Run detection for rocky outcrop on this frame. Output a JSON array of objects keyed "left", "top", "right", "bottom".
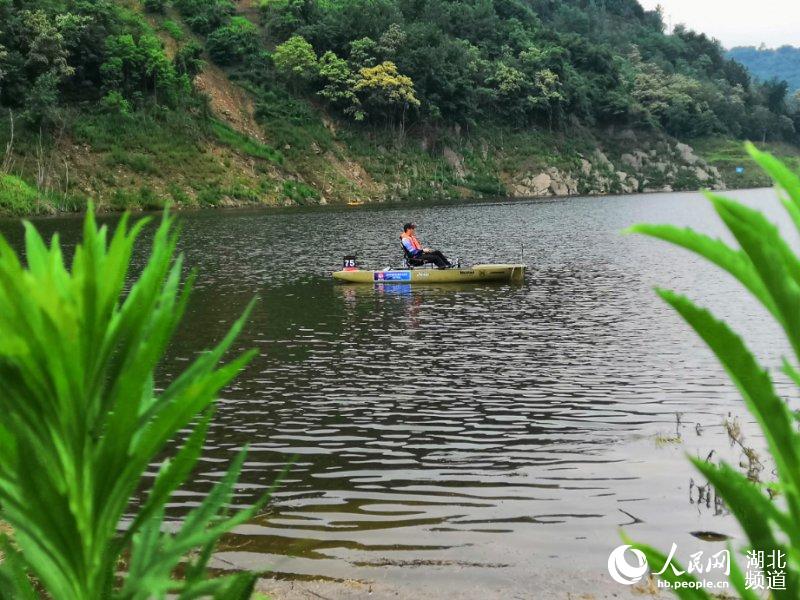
[
  {"left": 513, "top": 172, "right": 551, "bottom": 196},
  {"left": 507, "top": 139, "right": 725, "bottom": 199},
  {"left": 511, "top": 168, "right": 579, "bottom": 197},
  {"left": 675, "top": 142, "right": 700, "bottom": 165}
]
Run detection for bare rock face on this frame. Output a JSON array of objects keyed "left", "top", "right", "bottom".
[
  {"left": 512, "top": 172, "right": 552, "bottom": 197},
  {"left": 614, "top": 171, "right": 638, "bottom": 194},
  {"left": 543, "top": 167, "right": 569, "bottom": 196},
  {"left": 693, "top": 166, "right": 710, "bottom": 182},
  {"left": 550, "top": 178, "right": 569, "bottom": 196},
  {"left": 675, "top": 142, "right": 700, "bottom": 165},
  {"left": 531, "top": 172, "right": 552, "bottom": 195},
  {"left": 506, "top": 137, "right": 727, "bottom": 200},
  {"left": 512, "top": 167, "right": 583, "bottom": 197}
]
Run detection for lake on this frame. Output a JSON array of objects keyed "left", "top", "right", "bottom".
[{"left": 2, "top": 188, "right": 790, "bottom": 598}]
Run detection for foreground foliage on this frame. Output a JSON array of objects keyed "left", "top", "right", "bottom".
[
  {"left": 0, "top": 209, "right": 265, "bottom": 598},
  {"left": 628, "top": 144, "right": 800, "bottom": 597}
]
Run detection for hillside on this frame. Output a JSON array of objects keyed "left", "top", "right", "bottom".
[
  {"left": 728, "top": 45, "right": 800, "bottom": 96},
  {"left": 1, "top": 0, "right": 800, "bottom": 215}
]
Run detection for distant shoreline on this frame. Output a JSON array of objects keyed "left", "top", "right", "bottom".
[{"left": 0, "top": 185, "right": 775, "bottom": 224}]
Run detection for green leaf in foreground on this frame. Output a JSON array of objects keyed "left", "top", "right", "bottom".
[
  {"left": 0, "top": 206, "right": 269, "bottom": 598},
  {"left": 627, "top": 145, "right": 800, "bottom": 598}
]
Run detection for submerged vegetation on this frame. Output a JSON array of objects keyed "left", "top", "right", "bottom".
[
  {"left": 628, "top": 146, "right": 800, "bottom": 596},
  {"left": 0, "top": 208, "right": 267, "bottom": 597}
]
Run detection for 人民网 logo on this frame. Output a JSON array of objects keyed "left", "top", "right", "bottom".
[{"left": 607, "top": 544, "right": 648, "bottom": 585}]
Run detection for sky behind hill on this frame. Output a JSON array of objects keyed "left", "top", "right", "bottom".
[{"left": 638, "top": 0, "right": 800, "bottom": 49}]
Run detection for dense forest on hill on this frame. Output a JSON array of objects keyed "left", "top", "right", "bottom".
[
  {"left": 728, "top": 45, "right": 800, "bottom": 97},
  {"left": 1, "top": 0, "right": 800, "bottom": 213},
  {"left": 254, "top": 0, "right": 796, "bottom": 139}
]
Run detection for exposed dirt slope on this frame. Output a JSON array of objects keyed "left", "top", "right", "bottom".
[{"left": 195, "top": 65, "right": 266, "bottom": 143}]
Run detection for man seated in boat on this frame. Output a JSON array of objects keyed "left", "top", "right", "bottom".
[{"left": 401, "top": 223, "right": 454, "bottom": 268}]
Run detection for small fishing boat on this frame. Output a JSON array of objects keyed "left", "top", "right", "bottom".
[
  {"left": 333, "top": 263, "right": 526, "bottom": 284},
  {"left": 347, "top": 199, "right": 365, "bottom": 206}
]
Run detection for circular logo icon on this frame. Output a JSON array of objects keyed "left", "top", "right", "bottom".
[{"left": 607, "top": 544, "right": 648, "bottom": 585}]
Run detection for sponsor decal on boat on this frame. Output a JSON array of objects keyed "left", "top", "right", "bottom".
[{"left": 373, "top": 271, "right": 412, "bottom": 282}]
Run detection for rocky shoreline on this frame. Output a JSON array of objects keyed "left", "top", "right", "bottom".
[{"left": 506, "top": 141, "right": 725, "bottom": 199}]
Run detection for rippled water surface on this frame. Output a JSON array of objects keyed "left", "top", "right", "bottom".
[{"left": 3, "top": 188, "right": 793, "bottom": 597}]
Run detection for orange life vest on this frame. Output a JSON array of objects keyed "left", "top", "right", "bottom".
[
  {"left": 401, "top": 231, "right": 422, "bottom": 254},
  {"left": 401, "top": 232, "right": 422, "bottom": 249}
]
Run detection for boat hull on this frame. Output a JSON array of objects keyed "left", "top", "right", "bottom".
[{"left": 332, "top": 264, "right": 526, "bottom": 284}]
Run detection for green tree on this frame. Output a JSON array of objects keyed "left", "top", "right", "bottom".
[
  {"left": 632, "top": 61, "right": 720, "bottom": 136},
  {"left": 354, "top": 60, "right": 420, "bottom": 133},
  {"left": 527, "top": 68, "right": 565, "bottom": 128},
  {"left": 485, "top": 62, "right": 528, "bottom": 122},
  {"left": 24, "top": 71, "right": 62, "bottom": 126},
  {"left": 174, "top": 0, "right": 236, "bottom": 35},
  {"left": 489, "top": 62, "right": 525, "bottom": 97},
  {"left": 100, "top": 90, "right": 132, "bottom": 116},
  {"left": 20, "top": 10, "right": 74, "bottom": 82},
  {"left": 259, "top": 0, "right": 311, "bottom": 40},
  {"left": 377, "top": 23, "right": 406, "bottom": 57},
  {"left": 317, "top": 50, "right": 362, "bottom": 119},
  {"left": 273, "top": 34, "right": 318, "bottom": 89},
  {"left": 101, "top": 33, "right": 187, "bottom": 107},
  {"left": 174, "top": 41, "right": 205, "bottom": 79},
  {"left": 143, "top": 0, "right": 166, "bottom": 14},
  {"left": 12, "top": 9, "right": 75, "bottom": 124},
  {"left": 762, "top": 77, "right": 790, "bottom": 114},
  {"left": 0, "top": 43, "right": 7, "bottom": 97},
  {"left": 749, "top": 105, "right": 774, "bottom": 143},
  {"left": 348, "top": 37, "right": 378, "bottom": 68},
  {"left": 206, "top": 17, "right": 259, "bottom": 66}
]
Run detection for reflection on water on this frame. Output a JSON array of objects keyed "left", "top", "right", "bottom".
[{"left": 1, "top": 189, "right": 791, "bottom": 595}]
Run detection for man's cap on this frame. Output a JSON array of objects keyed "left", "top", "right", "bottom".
[{"left": 403, "top": 222, "right": 416, "bottom": 231}]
